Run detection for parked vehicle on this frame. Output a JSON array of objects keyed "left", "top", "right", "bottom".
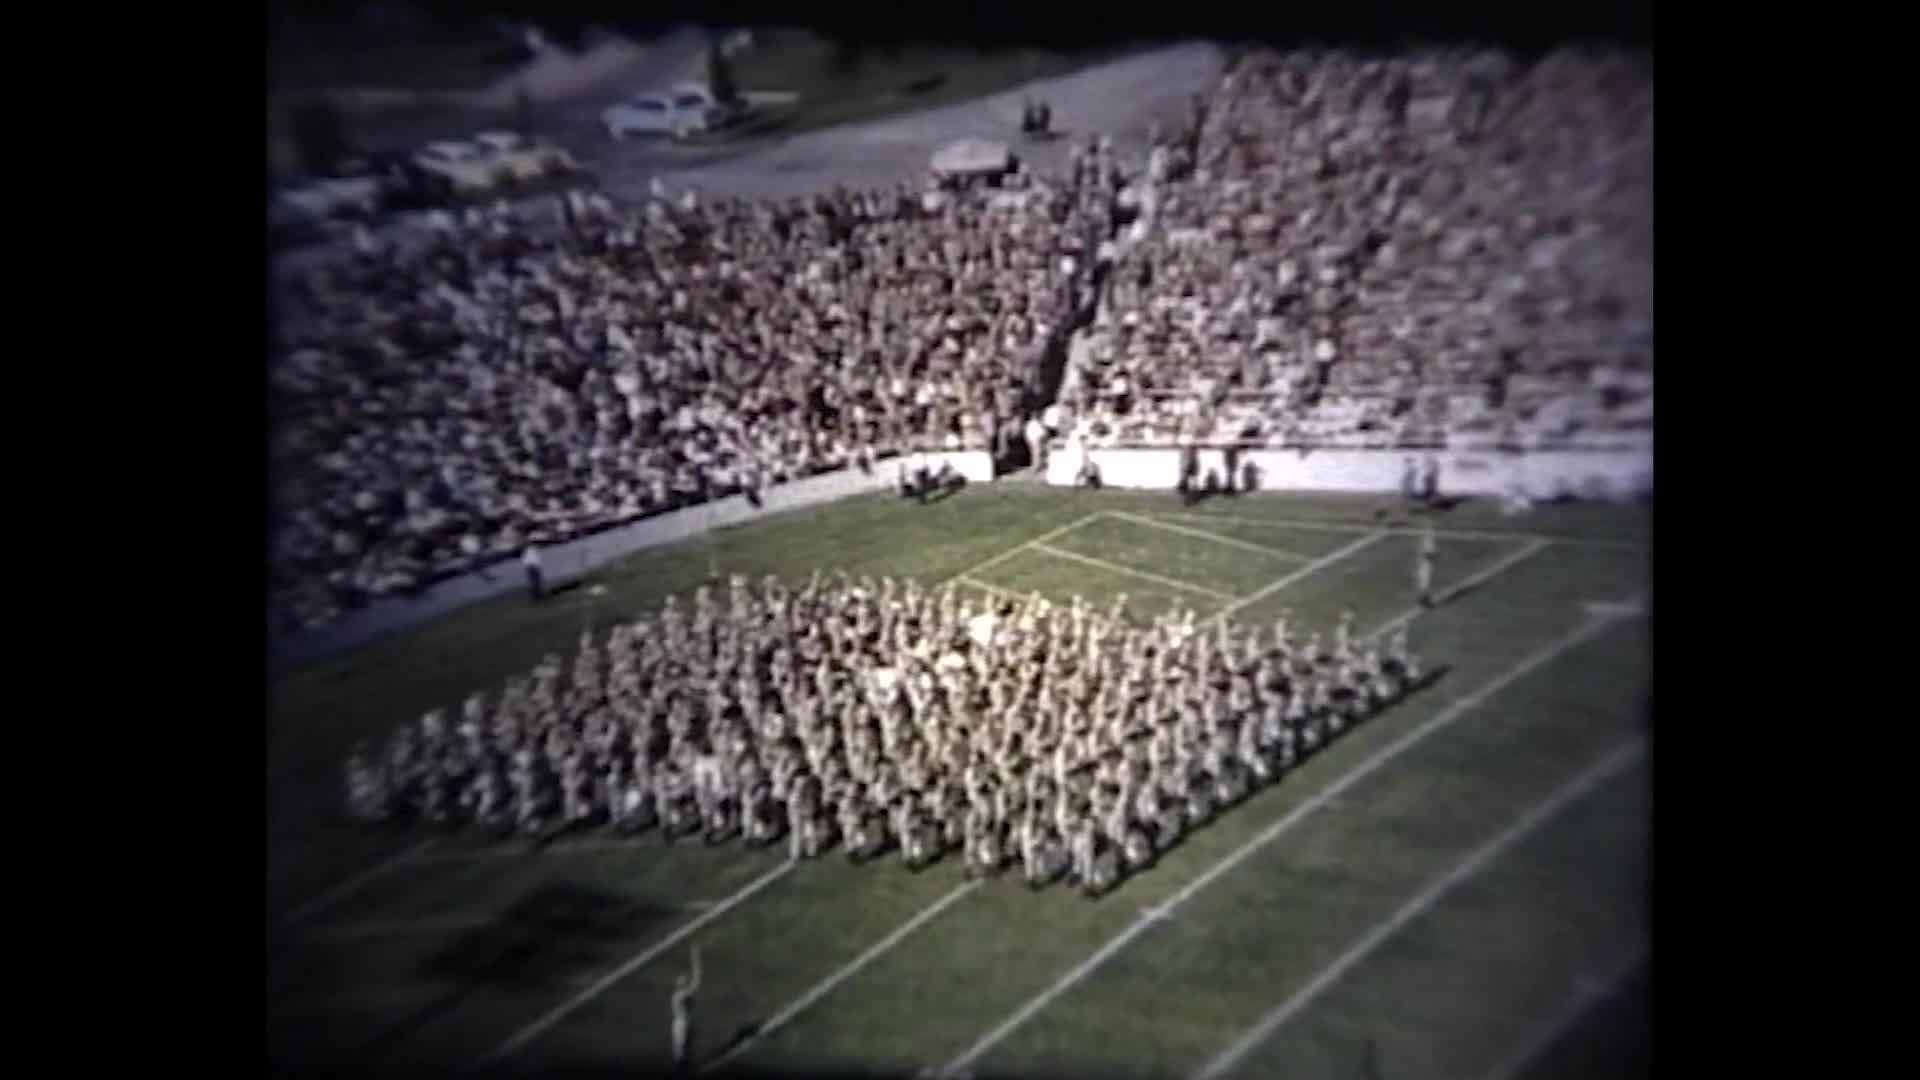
[
  {"left": 601, "top": 83, "right": 737, "bottom": 140},
  {"left": 472, "top": 130, "right": 580, "bottom": 184},
  {"left": 411, "top": 140, "right": 499, "bottom": 199}
]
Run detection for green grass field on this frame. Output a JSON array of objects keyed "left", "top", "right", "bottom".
[{"left": 267, "top": 488, "right": 1651, "bottom": 1078}]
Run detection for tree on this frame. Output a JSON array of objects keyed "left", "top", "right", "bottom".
[
  {"left": 706, "top": 35, "right": 742, "bottom": 109},
  {"left": 289, "top": 100, "right": 351, "bottom": 174},
  {"left": 514, "top": 87, "right": 535, "bottom": 135}
]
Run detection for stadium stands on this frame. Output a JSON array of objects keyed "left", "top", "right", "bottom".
[{"left": 269, "top": 46, "right": 1651, "bottom": 635}]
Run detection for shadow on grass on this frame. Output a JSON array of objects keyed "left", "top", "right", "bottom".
[{"left": 334, "top": 880, "right": 683, "bottom": 1066}]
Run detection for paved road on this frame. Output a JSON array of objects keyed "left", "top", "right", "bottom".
[{"left": 273, "top": 41, "right": 1225, "bottom": 275}]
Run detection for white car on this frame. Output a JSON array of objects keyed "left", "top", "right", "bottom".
[
  {"left": 412, "top": 140, "right": 499, "bottom": 198},
  {"left": 601, "top": 85, "right": 731, "bottom": 140},
  {"left": 471, "top": 130, "right": 579, "bottom": 184}
]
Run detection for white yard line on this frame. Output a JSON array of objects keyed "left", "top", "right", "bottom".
[
  {"left": 936, "top": 607, "right": 1643, "bottom": 1077},
  {"left": 1364, "top": 540, "right": 1551, "bottom": 642},
  {"left": 1477, "top": 943, "right": 1649, "bottom": 1080},
  {"left": 946, "top": 513, "right": 1109, "bottom": 584},
  {"left": 283, "top": 837, "right": 439, "bottom": 926},
  {"left": 1188, "top": 739, "right": 1649, "bottom": 1080},
  {"left": 1214, "top": 531, "right": 1391, "bottom": 622},
  {"left": 1145, "top": 511, "right": 1646, "bottom": 553},
  {"left": 1108, "top": 511, "right": 1315, "bottom": 562},
  {"left": 467, "top": 858, "right": 797, "bottom": 1073},
  {"left": 1030, "top": 543, "right": 1238, "bottom": 601},
  {"left": 700, "top": 880, "right": 984, "bottom": 1073}
]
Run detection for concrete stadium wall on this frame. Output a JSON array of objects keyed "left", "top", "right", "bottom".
[
  {"left": 270, "top": 450, "right": 995, "bottom": 675},
  {"left": 1044, "top": 444, "right": 1654, "bottom": 501}
]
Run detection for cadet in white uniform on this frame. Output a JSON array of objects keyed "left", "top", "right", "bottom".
[
  {"left": 1416, "top": 521, "right": 1437, "bottom": 608},
  {"left": 670, "top": 945, "right": 701, "bottom": 1073}
]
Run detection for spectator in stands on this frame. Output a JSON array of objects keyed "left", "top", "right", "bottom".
[
  {"left": 270, "top": 169, "right": 1118, "bottom": 633},
  {"left": 523, "top": 543, "right": 545, "bottom": 603},
  {"left": 1066, "top": 47, "right": 1651, "bottom": 457}
]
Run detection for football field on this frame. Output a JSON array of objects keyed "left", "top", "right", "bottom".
[{"left": 267, "top": 487, "right": 1652, "bottom": 1079}]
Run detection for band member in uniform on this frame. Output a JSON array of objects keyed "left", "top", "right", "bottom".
[
  {"left": 670, "top": 945, "right": 702, "bottom": 1074},
  {"left": 1416, "top": 520, "right": 1437, "bottom": 608}
]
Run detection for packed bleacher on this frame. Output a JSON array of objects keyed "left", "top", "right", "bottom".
[
  {"left": 1062, "top": 47, "right": 1653, "bottom": 451},
  {"left": 271, "top": 153, "right": 1121, "bottom": 632},
  {"left": 270, "top": 46, "right": 1652, "bottom": 635}
]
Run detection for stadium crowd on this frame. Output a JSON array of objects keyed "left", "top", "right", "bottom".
[
  {"left": 346, "top": 575, "right": 1422, "bottom": 895},
  {"left": 1063, "top": 48, "right": 1652, "bottom": 451},
  {"left": 271, "top": 46, "right": 1652, "bottom": 633},
  {"left": 272, "top": 145, "right": 1122, "bottom": 631}
]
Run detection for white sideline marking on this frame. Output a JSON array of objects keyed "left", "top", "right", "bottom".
[
  {"left": 467, "top": 858, "right": 796, "bottom": 1072},
  {"left": 1188, "top": 740, "right": 1648, "bottom": 1080},
  {"left": 283, "top": 837, "right": 439, "bottom": 925},
  {"left": 1031, "top": 543, "right": 1237, "bottom": 601},
  {"left": 1477, "top": 944, "right": 1649, "bottom": 1080},
  {"left": 700, "top": 881, "right": 983, "bottom": 1073},
  {"left": 936, "top": 607, "right": 1642, "bottom": 1077},
  {"left": 1215, "top": 531, "right": 1390, "bottom": 621},
  {"left": 1109, "top": 511, "right": 1315, "bottom": 562},
  {"left": 1146, "top": 511, "right": 1646, "bottom": 553}
]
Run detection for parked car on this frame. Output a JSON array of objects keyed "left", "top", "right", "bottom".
[
  {"left": 601, "top": 84, "right": 736, "bottom": 140},
  {"left": 471, "top": 130, "right": 580, "bottom": 184},
  {"left": 411, "top": 140, "right": 499, "bottom": 199}
]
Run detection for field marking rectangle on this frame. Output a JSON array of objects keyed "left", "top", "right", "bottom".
[
  {"left": 946, "top": 513, "right": 1109, "bottom": 583},
  {"left": 1029, "top": 543, "right": 1237, "bottom": 600},
  {"left": 1215, "top": 531, "right": 1391, "bottom": 622},
  {"left": 1188, "top": 739, "right": 1649, "bottom": 1080},
  {"left": 700, "top": 881, "right": 983, "bottom": 1073},
  {"left": 1478, "top": 943, "right": 1649, "bottom": 1080},
  {"left": 467, "top": 858, "right": 797, "bottom": 1072},
  {"left": 1107, "top": 511, "right": 1315, "bottom": 562},
  {"left": 937, "top": 606, "right": 1643, "bottom": 1076},
  {"left": 1143, "top": 511, "right": 1647, "bottom": 553},
  {"left": 283, "top": 837, "right": 439, "bottom": 926}
]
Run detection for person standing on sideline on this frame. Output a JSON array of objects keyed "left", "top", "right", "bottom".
[
  {"left": 1415, "top": 520, "right": 1437, "bottom": 608},
  {"left": 670, "top": 945, "right": 702, "bottom": 1073},
  {"left": 522, "top": 543, "right": 545, "bottom": 603},
  {"left": 1420, "top": 454, "right": 1441, "bottom": 507}
]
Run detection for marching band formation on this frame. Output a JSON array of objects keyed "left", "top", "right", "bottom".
[{"left": 345, "top": 573, "right": 1423, "bottom": 897}]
